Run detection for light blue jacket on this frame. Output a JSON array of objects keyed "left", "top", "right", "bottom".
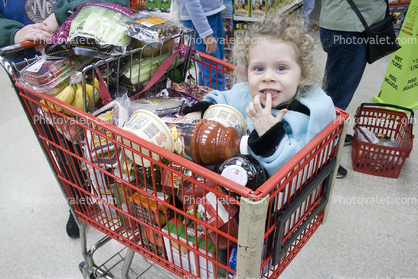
[
  {"left": 203, "top": 83, "right": 336, "bottom": 176},
  {"left": 176, "top": 0, "right": 225, "bottom": 38}
]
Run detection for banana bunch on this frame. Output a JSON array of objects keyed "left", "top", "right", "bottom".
[
  {"left": 72, "top": 79, "right": 100, "bottom": 110},
  {"left": 39, "top": 78, "right": 100, "bottom": 115},
  {"left": 40, "top": 84, "right": 75, "bottom": 114}
]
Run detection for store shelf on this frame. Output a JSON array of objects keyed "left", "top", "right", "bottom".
[
  {"left": 278, "top": 0, "right": 303, "bottom": 13},
  {"left": 234, "top": 15, "right": 262, "bottom": 22},
  {"left": 234, "top": 0, "right": 303, "bottom": 22}
]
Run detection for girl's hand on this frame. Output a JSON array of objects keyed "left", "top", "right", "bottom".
[{"left": 246, "top": 94, "right": 287, "bottom": 136}]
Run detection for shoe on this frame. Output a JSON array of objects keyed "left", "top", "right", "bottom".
[
  {"left": 344, "top": 134, "right": 353, "bottom": 146},
  {"left": 66, "top": 211, "right": 80, "bottom": 238},
  {"left": 336, "top": 165, "right": 347, "bottom": 179}
]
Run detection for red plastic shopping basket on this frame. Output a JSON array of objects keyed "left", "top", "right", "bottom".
[{"left": 351, "top": 103, "right": 414, "bottom": 178}]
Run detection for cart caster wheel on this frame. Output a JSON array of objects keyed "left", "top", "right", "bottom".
[{"left": 79, "top": 261, "right": 96, "bottom": 279}]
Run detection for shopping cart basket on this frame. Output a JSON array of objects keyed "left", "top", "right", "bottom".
[
  {"left": 1, "top": 38, "right": 349, "bottom": 279},
  {"left": 351, "top": 103, "right": 414, "bottom": 178}
]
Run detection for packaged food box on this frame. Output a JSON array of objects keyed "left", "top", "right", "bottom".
[
  {"left": 266, "top": 0, "right": 276, "bottom": 17},
  {"left": 234, "top": 0, "right": 251, "bottom": 17},
  {"left": 139, "top": 223, "right": 165, "bottom": 257},
  {"left": 251, "top": 0, "right": 266, "bottom": 18},
  {"left": 162, "top": 218, "right": 216, "bottom": 279},
  {"left": 160, "top": 0, "right": 171, "bottom": 11},
  {"left": 129, "top": 187, "right": 174, "bottom": 226},
  {"left": 251, "top": 0, "right": 276, "bottom": 18},
  {"left": 145, "top": 0, "right": 159, "bottom": 11},
  {"left": 112, "top": 180, "right": 135, "bottom": 228}
]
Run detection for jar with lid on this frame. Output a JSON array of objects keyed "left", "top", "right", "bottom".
[{"left": 218, "top": 154, "right": 267, "bottom": 198}]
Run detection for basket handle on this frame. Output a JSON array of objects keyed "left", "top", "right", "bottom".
[{"left": 356, "top": 103, "right": 414, "bottom": 134}]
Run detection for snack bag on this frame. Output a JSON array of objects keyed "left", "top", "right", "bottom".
[{"left": 126, "top": 12, "right": 187, "bottom": 45}]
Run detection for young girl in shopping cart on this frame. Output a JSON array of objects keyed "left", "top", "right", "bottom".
[{"left": 186, "top": 13, "right": 336, "bottom": 176}]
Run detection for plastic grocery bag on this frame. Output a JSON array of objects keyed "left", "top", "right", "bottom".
[
  {"left": 170, "top": 0, "right": 181, "bottom": 24},
  {"left": 45, "top": 3, "right": 135, "bottom": 58}
]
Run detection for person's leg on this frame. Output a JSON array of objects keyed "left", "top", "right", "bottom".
[
  {"left": 182, "top": 14, "right": 225, "bottom": 90},
  {"left": 320, "top": 28, "right": 367, "bottom": 111},
  {"left": 320, "top": 28, "right": 367, "bottom": 178},
  {"left": 208, "top": 12, "right": 225, "bottom": 90},
  {"left": 38, "top": 121, "right": 87, "bottom": 237},
  {"left": 302, "top": 0, "right": 315, "bottom": 29}
]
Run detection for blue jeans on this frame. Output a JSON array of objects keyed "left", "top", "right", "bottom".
[
  {"left": 183, "top": 12, "right": 224, "bottom": 90},
  {"left": 302, "top": 0, "right": 315, "bottom": 29},
  {"left": 320, "top": 28, "right": 367, "bottom": 110}
]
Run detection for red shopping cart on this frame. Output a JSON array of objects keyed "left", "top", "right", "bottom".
[{"left": 0, "top": 16, "right": 349, "bottom": 279}]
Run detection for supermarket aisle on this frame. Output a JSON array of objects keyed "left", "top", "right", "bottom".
[{"left": 1, "top": 33, "right": 418, "bottom": 278}]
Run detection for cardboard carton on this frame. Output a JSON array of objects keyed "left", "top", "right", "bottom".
[
  {"left": 234, "top": 0, "right": 251, "bottom": 17},
  {"left": 162, "top": 218, "right": 216, "bottom": 279}
]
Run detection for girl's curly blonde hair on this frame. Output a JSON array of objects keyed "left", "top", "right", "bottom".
[{"left": 233, "top": 13, "right": 317, "bottom": 91}]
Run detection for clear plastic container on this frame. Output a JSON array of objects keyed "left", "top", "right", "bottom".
[{"left": 18, "top": 56, "right": 93, "bottom": 95}]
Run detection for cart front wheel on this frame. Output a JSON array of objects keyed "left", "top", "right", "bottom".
[{"left": 79, "top": 261, "right": 96, "bottom": 279}]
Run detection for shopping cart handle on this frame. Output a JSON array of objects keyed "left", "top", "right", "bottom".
[{"left": 0, "top": 40, "right": 41, "bottom": 56}]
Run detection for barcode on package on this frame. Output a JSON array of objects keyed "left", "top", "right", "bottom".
[
  {"left": 217, "top": 110, "right": 229, "bottom": 120},
  {"left": 144, "top": 123, "right": 159, "bottom": 139}
]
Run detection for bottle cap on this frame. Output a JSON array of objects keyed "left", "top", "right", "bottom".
[
  {"left": 221, "top": 165, "right": 248, "bottom": 186},
  {"left": 240, "top": 135, "right": 249, "bottom": 155}
]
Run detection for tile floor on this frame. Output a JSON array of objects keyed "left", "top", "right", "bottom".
[{"left": 1, "top": 31, "right": 417, "bottom": 279}]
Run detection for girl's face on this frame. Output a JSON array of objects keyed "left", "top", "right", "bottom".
[{"left": 247, "top": 38, "right": 303, "bottom": 108}]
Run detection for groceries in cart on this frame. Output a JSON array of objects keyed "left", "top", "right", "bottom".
[
  {"left": 126, "top": 12, "right": 186, "bottom": 44},
  {"left": 170, "top": 82, "right": 214, "bottom": 101},
  {"left": 162, "top": 218, "right": 217, "bottom": 278},
  {"left": 45, "top": 3, "right": 136, "bottom": 58},
  {"left": 86, "top": 95, "right": 131, "bottom": 167},
  {"left": 18, "top": 56, "right": 94, "bottom": 95},
  {"left": 118, "top": 51, "right": 188, "bottom": 95},
  {"left": 131, "top": 96, "right": 185, "bottom": 116},
  {"left": 44, "top": 3, "right": 187, "bottom": 59}
]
